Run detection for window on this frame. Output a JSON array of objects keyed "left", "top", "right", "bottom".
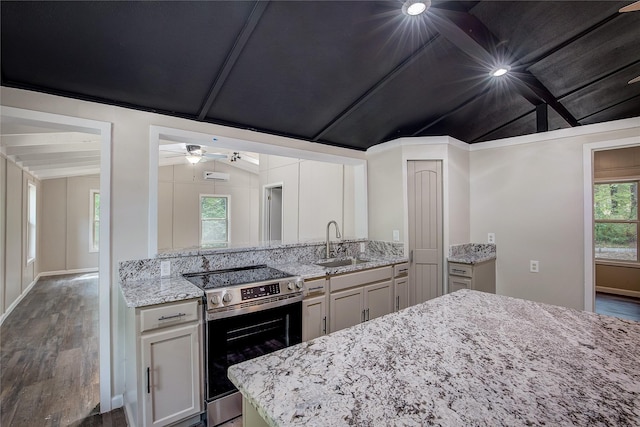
[
  {"left": 200, "top": 195, "right": 229, "bottom": 246},
  {"left": 594, "top": 181, "right": 639, "bottom": 262},
  {"left": 90, "top": 190, "right": 100, "bottom": 252},
  {"left": 26, "top": 182, "right": 37, "bottom": 264}
]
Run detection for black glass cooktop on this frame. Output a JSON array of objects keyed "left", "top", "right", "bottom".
[{"left": 183, "top": 265, "right": 293, "bottom": 290}]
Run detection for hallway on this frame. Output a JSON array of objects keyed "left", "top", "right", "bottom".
[{"left": 0, "top": 273, "right": 126, "bottom": 426}]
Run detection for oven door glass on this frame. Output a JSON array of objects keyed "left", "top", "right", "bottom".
[{"left": 206, "top": 302, "right": 302, "bottom": 400}]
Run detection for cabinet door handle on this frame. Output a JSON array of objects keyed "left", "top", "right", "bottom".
[
  {"left": 361, "top": 309, "right": 365, "bottom": 323},
  {"left": 158, "top": 312, "right": 186, "bottom": 321},
  {"left": 146, "top": 367, "right": 151, "bottom": 394},
  {"left": 322, "top": 316, "right": 327, "bottom": 334},
  {"left": 396, "top": 295, "right": 400, "bottom": 311},
  {"left": 366, "top": 308, "right": 370, "bottom": 321}
]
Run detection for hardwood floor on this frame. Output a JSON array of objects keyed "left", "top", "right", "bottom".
[
  {"left": 595, "top": 292, "right": 640, "bottom": 322},
  {"left": 0, "top": 273, "right": 126, "bottom": 426}
]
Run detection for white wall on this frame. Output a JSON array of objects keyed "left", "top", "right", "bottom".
[
  {"left": 469, "top": 124, "right": 640, "bottom": 310},
  {"left": 40, "top": 175, "right": 100, "bottom": 272},
  {"left": 158, "top": 161, "right": 259, "bottom": 250},
  {"left": 258, "top": 154, "right": 352, "bottom": 243},
  {"left": 0, "top": 156, "right": 5, "bottom": 314},
  {"left": 1, "top": 154, "right": 41, "bottom": 317},
  {"left": 366, "top": 137, "right": 471, "bottom": 250}
]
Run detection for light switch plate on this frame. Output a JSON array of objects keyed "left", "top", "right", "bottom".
[
  {"left": 160, "top": 261, "right": 171, "bottom": 277},
  {"left": 530, "top": 260, "right": 539, "bottom": 273},
  {"left": 488, "top": 233, "right": 495, "bottom": 244},
  {"left": 392, "top": 230, "right": 400, "bottom": 242}
]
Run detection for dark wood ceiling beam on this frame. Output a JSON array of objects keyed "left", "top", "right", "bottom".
[
  {"left": 557, "top": 59, "right": 640, "bottom": 101},
  {"left": 411, "top": 86, "right": 492, "bottom": 136},
  {"left": 577, "top": 93, "right": 640, "bottom": 122},
  {"left": 312, "top": 34, "right": 441, "bottom": 142},
  {"left": 428, "top": 8, "right": 580, "bottom": 129},
  {"left": 520, "top": 13, "right": 621, "bottom": 69},
  {"left": 197, "top": 1, "right": 269, "bottom": 120}
]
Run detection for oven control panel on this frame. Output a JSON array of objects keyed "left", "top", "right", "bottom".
[
  {"left": 205, "top": 277, "right": 304, "bottom": 312},
  {"left": 241, "top": 282, "right": 280, "bottom": 301}
]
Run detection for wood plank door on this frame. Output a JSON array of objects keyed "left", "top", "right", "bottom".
[{"left": 407, "top": 160, "right": 443, "bottom": 305}]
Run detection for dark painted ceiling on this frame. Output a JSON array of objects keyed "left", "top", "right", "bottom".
[{"left": 2, "top": 1, "right": 639, "bottom": 151}]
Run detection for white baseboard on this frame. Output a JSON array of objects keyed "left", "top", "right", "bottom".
[
  {"left": 40, "top": 267, "right": 99, "bottom": 277},
  {"left": 0, "top": 272, "right": 42, "bottom": 327},
  {"left": 111, "top": 394, "right": 124, "bottom": 410},
  {"left": 596, "top": 286, "right": 640, "bottom": 299}
]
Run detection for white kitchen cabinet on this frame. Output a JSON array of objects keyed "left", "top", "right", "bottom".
[
  {"left": 328, "top": 266, "right": 393, "bottom": 333},
  {"left": 124, "top": 298, "right": 203, "bottom": 427},
  {"left": 448, "top": 259, "right": 496, "bottom": 294},
  {"left": 141, "top": 322, "right": 201, "bottom": 426},
  {"left": 330, "top": 286, "right": 365, "bottom": 332},
  {"left": 363, "top": 280, "right": 393, "bottom": 320},
  {"left": 393, "top": 262, "right": 409, "bottom": 312},
  {"left": 302, "top": 294, "right": 327, "bottom": 342},
  {"left": 394, "top": 276, "right": 409, "bottom": 311}
]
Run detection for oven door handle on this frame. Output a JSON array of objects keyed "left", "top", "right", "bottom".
[{"left": 206, "top": 294, "right": 304, "bottom": 321}]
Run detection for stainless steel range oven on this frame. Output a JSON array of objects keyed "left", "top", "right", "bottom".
[{"left": 184, "top": 265, "right": 303, "bottom": 427}]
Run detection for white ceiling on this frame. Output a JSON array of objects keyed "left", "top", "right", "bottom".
[{"left": 0, "top": 118, "right": 101, "bottom": 179}]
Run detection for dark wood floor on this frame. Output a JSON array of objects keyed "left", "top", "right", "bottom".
[
  {"left": 595, "top": 292, "right": 640, "bottom": 322},
  {"left": 0, "top": 273, "right": 127, "bottom": 426}
]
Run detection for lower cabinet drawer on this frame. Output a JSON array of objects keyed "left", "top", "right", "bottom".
[
  {"left": 448, "top": 263, "right": 472, "bottom": 278},
  {"left": 139, "top": 299, "right": 199, "bottom": 333}
]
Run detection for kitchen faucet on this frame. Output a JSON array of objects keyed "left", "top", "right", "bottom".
[{"left": 325, "top": 220, "right": 341, "bottom": 259}]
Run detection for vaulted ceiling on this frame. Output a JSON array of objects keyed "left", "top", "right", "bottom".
[{"left": 2, "top": 0, "right": 639, "bottom": 154}]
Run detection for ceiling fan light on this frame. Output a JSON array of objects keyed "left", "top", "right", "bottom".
[
  {"left": 491, "top": 66, "right": 510, "bottom": 77},
  {"left": 185, "top": 154, "right": 202, "bottom": 164},
  {"left": 403, "top": 0, "right": 430, "bottom": 16}
]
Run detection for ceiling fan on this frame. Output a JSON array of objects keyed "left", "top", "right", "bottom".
[
  {"left": 620, "top": 1, "right": 640, "bottom": 84},
  {"left": 184, "top": 144, "right": 227, "bottom": 164}
]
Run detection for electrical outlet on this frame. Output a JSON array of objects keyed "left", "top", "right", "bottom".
[
  {"left": 530, "top": 260, "right": 539, "bottom": 273},
  {"left": 488, "top": 233, "right": 495, "bottom": 244},
  {"left": 160, "top": 261, "right": 171, "bottom": 277},
  {"left": 392, "top": 230, "right": 400, "bottom": 242}
]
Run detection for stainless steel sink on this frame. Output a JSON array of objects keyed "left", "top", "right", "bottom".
[{"left": 315, "top": 257, "right": 370, "bottom": 268}]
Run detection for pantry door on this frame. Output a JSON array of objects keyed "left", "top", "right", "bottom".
[{"left": 407, "top": 160, "right": 443, "bottom": 305}]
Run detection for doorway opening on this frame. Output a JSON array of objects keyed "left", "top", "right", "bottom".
[
  {"left": 263, "top": 184, "right": 283, "bottom": 241},
  {"left": 0, "top": 106, "right": 112, "bottom": 412}
]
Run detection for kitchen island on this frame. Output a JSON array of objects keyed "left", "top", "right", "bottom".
[{"left": 228, "top": 289, "right": 640, "bottom": 426}]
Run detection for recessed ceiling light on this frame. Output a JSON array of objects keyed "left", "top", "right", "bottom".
[
  {"left": 490, "top": 66, "right": 510, "bottom": 77},
  {"left": 403, "top": 0, "right": 430, "bottom": 16}
]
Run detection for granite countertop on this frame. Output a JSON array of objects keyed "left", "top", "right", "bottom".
[
  {"left": 448, "top": 243, "right": 496, "bottom": 264},
  {"left": 121, "top": 255, "right": 408, "bottom": 308},
  {"left": 228, "top": 290, "right": 640, "bottom": 426}
]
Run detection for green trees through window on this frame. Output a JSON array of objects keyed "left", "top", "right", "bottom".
[
  {"left": 200, "top": 195, "right": 229, "bottom": 245},
  {"left": 594, "top": 182, "right": 638, "bottom": 262}
]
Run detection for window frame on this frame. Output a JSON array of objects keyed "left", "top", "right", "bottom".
[
  {"left": 593, "top": 178, "right": 639, "bottom": 265},
  {"left": 90, "top": 189, "right": 100, "bottom": 253},
  {"left": 199, "top": 194, "right": 230, "bottom": 246},
  {"left": 26, "top": 180, "right": 37, "bottom": 265}
]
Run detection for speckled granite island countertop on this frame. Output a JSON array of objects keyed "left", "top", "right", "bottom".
[{"left": 228, "top": 289, "right": 640, "bottom": 426}]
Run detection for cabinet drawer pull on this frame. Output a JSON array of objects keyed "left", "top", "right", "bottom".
[
  {"left": 146, "top": 367, "right": 151, "bottom": 394},
  {"left": 451, "top": 269, "right": 466, "bottom": 274},
  {"left": 322, "top": 316, "right": 327, "bottom": 334},
  {"left": 158, "top": 312, "right": 186, "bottom": 321}
]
